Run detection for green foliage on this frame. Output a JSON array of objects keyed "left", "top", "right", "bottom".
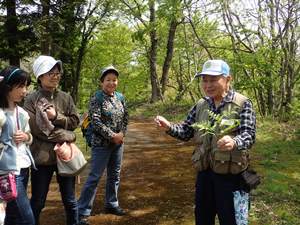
[
  {"left": 191, "top": 109, "right": 240, "bottom": 137},
  {"left": 290, "top": 100, "right": 300, "bottom": 119},
  {"left": 219, "top": 0, "right": 299, "bottom": 118},
  {"left": 0, "top": 0, "right": 298, "bottom": 123},
  {"left": 0, "top": 1, "right": 38, "bottom": 62},
  {"left": 78, "top": 20, "right": 139, "bottom": 111}
]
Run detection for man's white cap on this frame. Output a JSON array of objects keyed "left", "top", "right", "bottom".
[
  {"left": 32, "top": 55, "right": 62, "bottom": 79},
  {"left": 195, "top": 59, "right": 230, "bottom": 77}
]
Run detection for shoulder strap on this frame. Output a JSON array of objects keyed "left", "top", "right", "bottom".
[
  {"left": 95, "top": 90, "right": 104, "bottom": 105},
  {"left": 115, "top": 91, "right": 124, "bottom": 103},
  {"left": 195, "top": 98, "right": 207, "bottom": 119},
  {"left": 232, "top": 92, "right": 248, "bottom": 107},
  {"left": 0, "top": 108, "right": 6, "bottom": 128},
  {"left": 95, "top": 90, "right": 124, "bottom": 105}
]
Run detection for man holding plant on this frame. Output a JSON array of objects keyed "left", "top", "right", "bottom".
[{"left": 154, "top": 59, "right": 256, "bottom": 225}]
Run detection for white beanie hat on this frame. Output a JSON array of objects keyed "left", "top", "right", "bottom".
[{"left": 32, "top": 55, "right": 62, "bottom": 79}]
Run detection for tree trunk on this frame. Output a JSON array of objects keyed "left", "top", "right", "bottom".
[
  {"left": 149, "top": 0, "right": 161, "bottom": 103},
  {"left": 57, "top": 2, "right": 77, "bottom": 96},
  {"left": 40, "top": 0, "right": 51, "bottom": 55},
  {"left": 266, "top": 71, "right": 274, "bottom": 115},
  {"left": 73, "top": 38, "right": 87, "bottom": 104},
  {"left": 258, "top": 87, "right": 266, "bottom": 116},
  {"left": 161, "top": 19, "right": 178, "bottom": 95},
  {"left": 72, "top": 1, "right": 108, "bottom": 104},
  {"left": 266, "top": 1, "right": 275, "bottom": 115}
]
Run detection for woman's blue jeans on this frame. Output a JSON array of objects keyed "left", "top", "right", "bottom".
[
  {"left": 4, "top": 168, "right": 35, "bottom": 225},
  {"left": 78, "top": 144, "right": 123, "bottom": 216},
  {"left": 30, "top": 165, "right": 78, "bottom": 225}
]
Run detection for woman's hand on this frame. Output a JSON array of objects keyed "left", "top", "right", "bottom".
[
  {"left": 112, "top": 132, "right": 124, "bottom": 145},
  {"left": 13, "top": 130, "right": 30, "bottom": 144},
  {"left": 154, "top": 115, "right": 171, "bottom": 131},
  {"left": 217, "top": 135, "right": 236, "bottom": 151},
  {"left": 45, "top": 106, "right": 57, "bottom": 120}
]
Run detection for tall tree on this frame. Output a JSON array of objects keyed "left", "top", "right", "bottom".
[
  {"left": 33, "top": 0, "right": 112, "bottom": 103},
  {"left": 40, "top": 0, "right": 51, "bottom": 54},
  {"left": 3, "top": 0, "right": 19, "bottom": 66},
  {"left": 148, "top": 0, "right": 161, "bottom": 102},
  {"left": 0, "top": 0, "right": 38, "bottom": 66},
  {"left": 219, "top": 0, "right": 300, "bottom": 117},
  {"left": 120, "top": 0, "right": 183, "bottom": 102},
  {"left": 78, "top": 21, "right": 135, "bottom": 109}
]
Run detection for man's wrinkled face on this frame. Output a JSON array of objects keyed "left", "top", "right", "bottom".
[{"left": 201, "top": 75, "right": 231, "bottom": 101}]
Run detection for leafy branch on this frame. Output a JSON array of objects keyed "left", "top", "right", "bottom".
[{"left": 192, "top": 109, "right": 240, "bottom": 137}]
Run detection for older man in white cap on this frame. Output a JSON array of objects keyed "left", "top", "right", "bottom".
[
  {"left": 155, "top": 59, "right": 256, "bottom": 225},
  {"left": 23, "top": 55, "right": 80, "bottom": 225}
]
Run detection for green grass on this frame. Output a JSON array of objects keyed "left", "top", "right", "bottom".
[
  {"left": 250, "top": 119, "right": 300, "bottom": 224},
  {"left": 74, "top": 128, "right": 91, "bottom": 160}
]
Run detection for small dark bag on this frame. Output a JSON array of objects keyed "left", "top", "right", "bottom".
[{"left": 240, "top": 169, "right": 261, "bottom": 192}]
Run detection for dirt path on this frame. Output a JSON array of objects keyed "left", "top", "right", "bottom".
[{"left": 40, "top": 120, "right": 196, "bottom": 225}]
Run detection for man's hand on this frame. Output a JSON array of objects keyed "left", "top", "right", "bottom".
[
  {"left": 154, "top": 115, "right": 171, "bottom": 131},
  {"left": 217, "top": 135, "right": 236, "bottom": 151}
]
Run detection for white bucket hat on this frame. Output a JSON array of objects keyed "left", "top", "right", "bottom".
[{"left": 32, "top": 55, "right": 62, "bottom": 79}]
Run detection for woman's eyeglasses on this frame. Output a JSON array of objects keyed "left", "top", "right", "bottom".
[{"left": 47, "top": 72, "right": 61, "bottom": 78}]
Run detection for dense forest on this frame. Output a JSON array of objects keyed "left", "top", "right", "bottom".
[{"left": 0, "top": 0, "right": 299, "bottom": 120}]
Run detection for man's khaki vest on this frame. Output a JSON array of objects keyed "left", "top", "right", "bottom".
[{"left": 191, "top": 92, "right": 250, "bottom": 174}]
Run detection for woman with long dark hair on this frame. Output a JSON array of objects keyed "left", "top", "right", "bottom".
[{"left": 0, "top": 66, "right": 35, "bottom": 225}]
